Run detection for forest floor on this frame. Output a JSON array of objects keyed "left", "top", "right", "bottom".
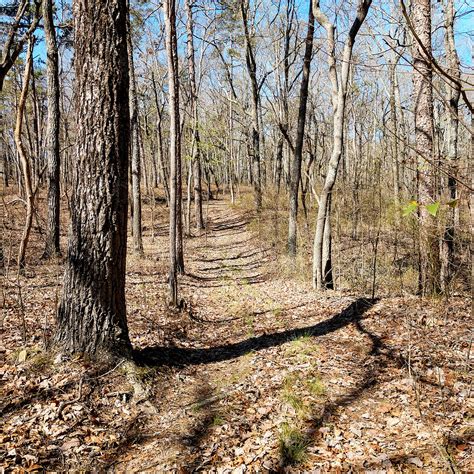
[{"left": 1, "top": 195, "right": 473, "bottom": 472}]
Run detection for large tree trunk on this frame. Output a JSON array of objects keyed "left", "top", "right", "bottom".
[
  {"left": 127, "top": 14, "right": 144, "bottom": 256},
  {"left": 411, "top": 0, "right": 440, "bottom": 295},
  {"left": 288, "top": 2, "right": 314, "bottom": 257},
  {"left": 312, "top": 0, "right": 372, "bottom": 290},
  {"left": 55, "top": 0, "right": 132, "bottom": 357},
  {"left": 43, "top": 0, "right": 61, "bottom": 258},
  {"left": 440, "top": 0, "right": 461, "bottom": 292},
  {"left": 164, "top": 0, "right": 181, "bottom": 305},
  {"left": 241, "top": 0, "right": 262, "bottom": 211},
  {"left": 185, "top": 0, "right": 204, "bottom": 231}
]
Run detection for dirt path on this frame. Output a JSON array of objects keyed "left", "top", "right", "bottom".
[
  {"left": 116, "top": 200, "right": 472, "bottom": 471},
  {"left": 2, "top": 199, "right": 472, "bottom": 472}
]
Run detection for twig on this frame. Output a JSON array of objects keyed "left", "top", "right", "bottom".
[
  {"left": 57, "top": 377, "right": 84, "bottom": 419},
  {"left": 95, "top": 359, "right": 126, "bottom": 379}
]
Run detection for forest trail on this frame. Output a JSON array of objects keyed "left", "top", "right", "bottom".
[
  {"left": 118, "top": 199, "right": 471, "bottom": 471},
  {"left": 2, "top": 0, "right": 472, "bottom": 469},
  {"left": 2, "top": 198, "right": 472, "bottom": 472}
]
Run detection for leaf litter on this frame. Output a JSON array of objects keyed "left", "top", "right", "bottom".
[{"left": 1, "top": 199, "right": 472, "bottom": 472}]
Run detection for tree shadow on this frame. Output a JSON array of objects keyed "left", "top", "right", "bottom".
[
  {"left": 100, "top": 413, "right": 150, "bottom": 471},
  {"left": 197, "top": 248, "right": 269, "bottom": 264},
  {"left": 184, "top": 272, "right": 268, "bottom": 287},
  {"left": 198, "top": 260, "right": 265, "bottom": 273},
  {"left": 179, "top": 379, "right": 222, "bottom": 471},
  {"left": 210, "top": 219, "right": 248, "bottom": 233},
  {"left": 134, "top": 298, "right": 378, "bottom": 368},
  {"left": 133, "top": 298, "right": 381, "bottom": 470},
  {"left": 201, "top": 237, "right": 255, "bottom": 252},
  {"left": 277, "top": 300, "right": 410, "bottom": 468},
  {"left": 187, "top": 302, "right": 311, "bottom": 325}
]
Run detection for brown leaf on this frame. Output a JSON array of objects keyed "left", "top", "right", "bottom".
[{"left": 60, "top": 438, "right": 81, "bottom": 451}]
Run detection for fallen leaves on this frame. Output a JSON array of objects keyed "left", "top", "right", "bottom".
[{"left": 1, "top": 200, "right": 472, "bottom": 472}]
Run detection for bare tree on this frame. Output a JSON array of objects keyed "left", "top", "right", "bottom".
[
  {"left": 312, "top": 0, "right": 372, "bottom": 290},
  {"left": 288, "top": 1, "right": 315, "bottom": 257},
  {"left": 240, "top": 0, "right": 262, "bottom": 211},
  {"left": 389, "top": 56, "right": 401, "bottom": 215},
  {"left": 440, "top": 0, "right": 461, "bottom": 291},
  {"left": 43, "top": 0, "right": 61, "bottom": 258},
  {"left": 151, "top": 70, "right": 170, "bottom": 205},
  {"left": 15, "top": 36, "right": 34, "bottom": 271},
  {"left": 411, "top": 0, "right": 440, "bottom": 295},
  {"left": 185, "top": 0, "right": 204, "bottom": 231},
  {"left": 164, "top": 0, "right": 181, "bottom": 305},
  {"left": 127, "top": 9, "right": 144, "bottom": 256},
  {"left": 55, "top": 0, "right": 132, "bottom": 356}
]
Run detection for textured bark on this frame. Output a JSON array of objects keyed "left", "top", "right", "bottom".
[
  {"left": 127, "top": 17, "right": 144, "bottom": 256},
  {"left": 43, "top": 0, "right": 61, "bottom": 258},
  {"left": 440, "top": 0, "right": 461, "bottom": 292},
  {"left": 15, "top": 38, "right": 34, "bottom": 271},
  {"left": 288, "top": 2, "right": 314, "bottom": 257},
  {"left": 411, "top": 0, "right": 440, "bottom": 295},
  {"left": 164, "top": 0, "right": 181, "bottom": 305},
  {"left": 185, "top": 0, "right": 204, "bottom": 231},
  {"left": 312, "top": 0, "right": 372, "bottom": 290},
  {"left": 241, "top": 0, "right": 262, "bottom": 211},
  {"left": 55, "top": 0, "right": 132, "bottom": 357}
]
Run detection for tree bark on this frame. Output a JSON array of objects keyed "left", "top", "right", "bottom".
[
  {"left": 440, "top": 0, "right": 461, "bottom": 292},
  {"left": 185, "top": 0, "right": 204, "bottom": 231},
  {"left": 240, "top": 0, "right": 262, "bottom": 211},
  {"left": 164, "top": 0, "right": 181, "bottom": 305},
  {"left": 43, "top": 0, "right": 61, "bottom": 258},
  {"left": 411, "top": 0, "right": 440, "bottom": 295},
  {"left": 55, "top": 0, "right": 132, "bottom": 357},
  {"left": 127, "top": 13, "right": 144, "bottom": 256},
  {"left": 288, "top": 2, "right": 314, "bottom": 257}
]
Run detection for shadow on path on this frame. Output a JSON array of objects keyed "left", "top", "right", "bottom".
[
  {"left": 135, "top": 298, "right": 378, "bottom": 367},
  {"left": 277, "top": 298, "right": 408, "bottom": 468}
]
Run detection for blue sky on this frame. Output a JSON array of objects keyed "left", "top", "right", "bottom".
[{"left": 2, "top": 0, "right": 472, "bottom": 73}]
